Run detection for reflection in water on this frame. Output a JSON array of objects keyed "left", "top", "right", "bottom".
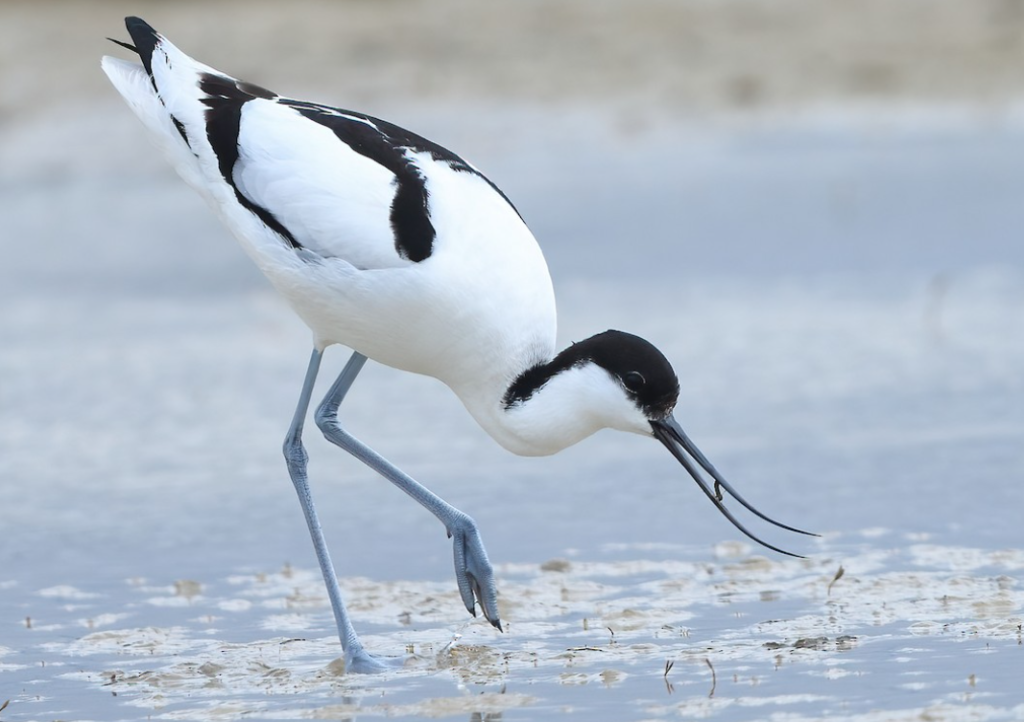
[{"left": 470, "top": 710, "right": 504, "bottom": 722}]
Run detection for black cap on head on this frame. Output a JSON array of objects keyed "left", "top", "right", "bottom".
[
  {"left": 574, "top": 330, "right": 679, "bottom": 419},
  {"left": 504, "top": 329, "right": 679, "bottom": 418}
]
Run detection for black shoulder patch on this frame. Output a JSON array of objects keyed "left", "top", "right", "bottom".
[
  {"left": 280, "top": 100, "right": 523, "bottom": 263},
  {"left": 283, "top": 102, "right": 435, "bottom": 262},
  {"left": 368, "top": 112, "right": 524, "bottom": 224},
  {"left": 198, "top": 73, "right": 301, "bottom": 249}
]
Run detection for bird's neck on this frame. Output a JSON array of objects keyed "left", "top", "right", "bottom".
[{"left": 449, "top": 349, "right": 619, "bottom": 457}]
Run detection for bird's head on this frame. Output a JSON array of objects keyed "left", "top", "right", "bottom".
[{"left": 504, "top": 330, "right": 815, "bottom": 556}]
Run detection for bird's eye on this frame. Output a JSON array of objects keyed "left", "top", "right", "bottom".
[{"left": 622, "top": 371, "right": 646, "bottom": 391}]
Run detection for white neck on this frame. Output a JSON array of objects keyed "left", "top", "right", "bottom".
[{"left": 451, "top": 362, "right": 649, "bottom": 457}]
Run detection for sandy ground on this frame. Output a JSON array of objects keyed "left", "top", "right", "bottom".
[{"left": 3, "top": 0, "right": 1024, "bottom": 124}]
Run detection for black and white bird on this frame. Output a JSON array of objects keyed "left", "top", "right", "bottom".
[{"left": 102, "top": 17, "right": 814, "bottom": 672}]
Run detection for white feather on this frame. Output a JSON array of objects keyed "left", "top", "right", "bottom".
[
  {"left": 102, "top": 32, "right": 566, "bottom": 454},
  {"left": 489, "top": 364, "right": 651, "bottom": 456},
  {"left": 233, "top": 99, "right": 408, "bottom": 268},
  {"left": 100, "top": 56, "right": 204, "bottom": 191}
]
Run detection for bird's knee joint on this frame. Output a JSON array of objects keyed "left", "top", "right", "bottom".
[
  {"left": 282, "top": 435, "right": 308, "bottom": 468},
  {"left": 313, "top": 404, "right": 337, "bottom": 434},
  {"left": 452, "top": 512, "right": 477, "bottom": 534}
]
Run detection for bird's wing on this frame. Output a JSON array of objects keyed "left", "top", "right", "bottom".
[
  {"left": 103, "top": 17, "right": 520, "bottom": 270},
  {"left": 231, "top": 97, "right": 521, "bottom": 267}
]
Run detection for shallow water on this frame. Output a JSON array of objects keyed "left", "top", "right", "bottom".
[
  {"left": 2, "top": 102, "right": 1024, "bottom": 719},
  {"left": 3, "top": 543, "right": 1023, "bottom": 719}
]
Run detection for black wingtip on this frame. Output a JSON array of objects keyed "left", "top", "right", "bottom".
[
  {"left": 106, "top": 38, "right": 137, "bottom": 53},
  {"left": 123, "top": 16, "right": 160, "bottom": 76}
]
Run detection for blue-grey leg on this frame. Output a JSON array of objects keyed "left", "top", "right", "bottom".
[
  {"left": 282, "top": 348, "right": 392, "bottom": 673},
  {"left": 314, "top": 352, "right": 501, "bottom": 630}
]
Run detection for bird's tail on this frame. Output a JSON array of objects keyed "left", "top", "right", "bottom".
[
  {"left": 120, "top": 17, "right": 162, "bottom": 78},
  {"left": 105, "top": 17, "right": 223, "bottom": 140},
  {"left": 100, "top": 17, "right": 225, "bottom": 193}
]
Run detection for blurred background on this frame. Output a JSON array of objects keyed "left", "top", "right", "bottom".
[{"left": 2, "top": 0, "right": 1024, "bottom": 719}]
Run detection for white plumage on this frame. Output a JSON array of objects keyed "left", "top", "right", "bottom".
[
  {"left": 103, "top": 45, "right": 554, "bottom": 415},
  {"left": 102, "top": 17, "right": 813, "bottom": 673}
]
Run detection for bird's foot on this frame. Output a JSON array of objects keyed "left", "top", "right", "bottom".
[
  {"left": 447, "top": 513, "right": 501, "bottom": 630},
  {"left": 344, "top": 646, "right": 402, "bottom": 674}
]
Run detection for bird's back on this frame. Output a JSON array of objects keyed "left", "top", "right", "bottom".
[{"left": 102, "top": 18, "right": 557, "bottom": 388}]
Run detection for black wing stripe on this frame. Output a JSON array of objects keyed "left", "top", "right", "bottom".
[
  {"left": 282, "top": 100, "right": 525, "bottom": 262},
  {"left": 199, "top": 73, "right": 302, "bottom": 250},
  {"left": 284, "top": 102, "right": 435, "bottom": 262},
  {"left": 362, "top": 107, "right": 524, "bottom": 223},
  {"left": 117, "top": 17, "right": 523, "bottom": 261},
  {"left": 170, "top": 115, "right": 190, "bottom": 147}
]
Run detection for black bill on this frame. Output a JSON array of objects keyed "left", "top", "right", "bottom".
[{"left": 650, "top": 416, "right": 817, "bottom": 558}]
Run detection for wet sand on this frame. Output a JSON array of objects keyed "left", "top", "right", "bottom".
[
  {"left": 2, "top": 2, "right": 1024, "bottom": 721},
  {"left": 13, "top": 544, "right": 1024, "bottom": 719}
]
